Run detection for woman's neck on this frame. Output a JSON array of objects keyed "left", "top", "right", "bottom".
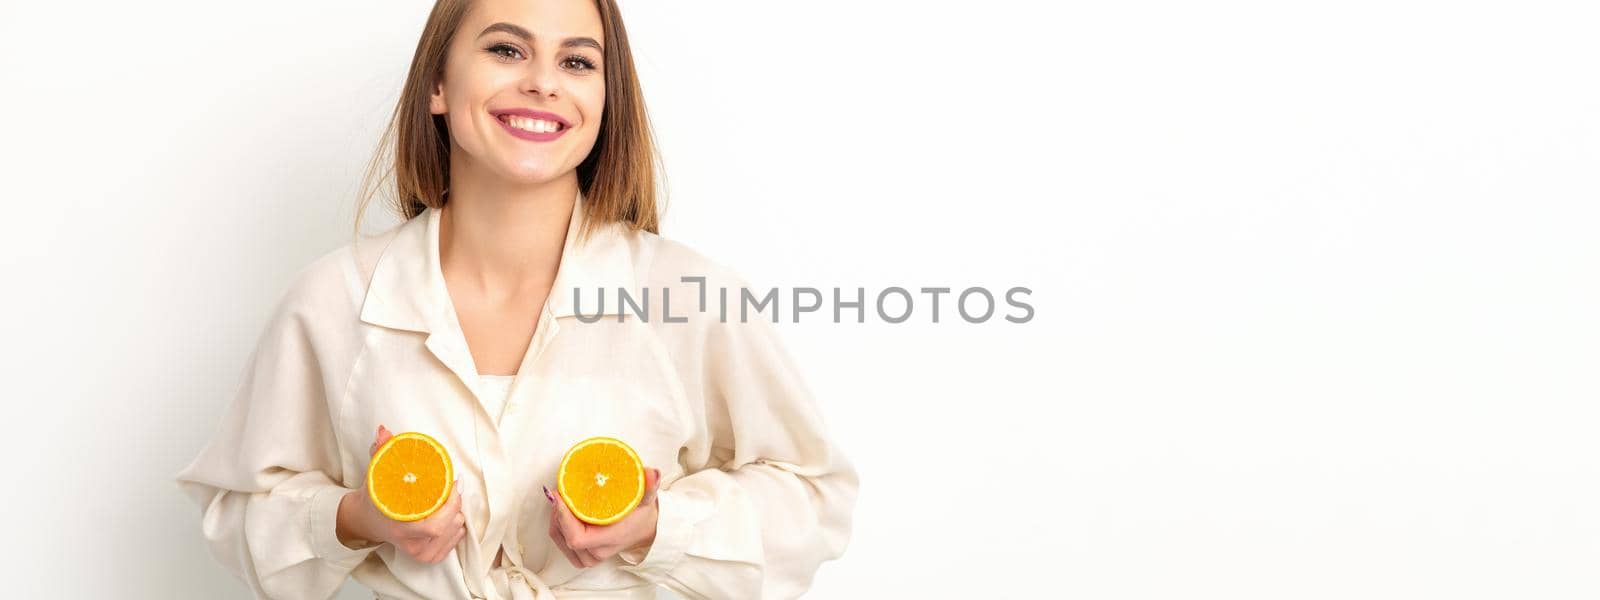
[{"left": 437, "top": 166, "right": 578, "bottom": 303}]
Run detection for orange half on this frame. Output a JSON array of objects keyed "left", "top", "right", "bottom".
[
  {"left": 557, "top": 436, "right": 645, "bottom": 525},
  {"left": 367, "top": 431, "right": 454, "bottom": 522}
]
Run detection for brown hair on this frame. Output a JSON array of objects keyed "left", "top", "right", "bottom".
[{"left": 354, "top": 0, "right": 661, "bottom": 241}]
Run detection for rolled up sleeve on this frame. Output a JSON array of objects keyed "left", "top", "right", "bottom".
[
  {"left": 625, "top": 290, "right": 860, "bottom": 599},
  {"left": 175, "top": 283, "right": 375, "bottom": 599}
]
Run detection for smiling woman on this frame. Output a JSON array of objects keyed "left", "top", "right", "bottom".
[
  {"left": 356, "top": 0, "right": 660, "bottom": 240},
  {"left": 174, "top": 0, "right": 858, "bottom": 599}
]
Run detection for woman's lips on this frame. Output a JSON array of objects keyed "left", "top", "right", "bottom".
[{"left": 490, "top": 108, "right": 571, "bottom": 142}]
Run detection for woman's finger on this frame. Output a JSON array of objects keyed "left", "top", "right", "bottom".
[
  {"left": 403, "top": 486, "right": 461, "bottom": 562},
  {"left": 370, "top": 424, "right": 394, "bottom": 457},
  {"left": 548, "top": 516, "right": 584, "bottom": 568},
  {"left": 445, "top": 485, "right": 463, "bottom": 515},
  {"left": 430, "top": 529, "right": 464, "bottom": 564},
  {"left": 426, "top": 525, "right": 466, "bottom": 564},
  {"left": 421, "top": 535, "right": 444, "bottom": 564},
  {"left": 406, "top": 535, "right": 435, "bottom": 563},
  {"left": 578, "top": 547, "right": 601, "bottom": 568},
  {"left": 546, "top": 486, "right": 588, "bottom": 548},
  {"left": 425, "top": 521, "right": 463, "bottom": 564},
  {"left": 640, "top": 468, "right": 660, "bottom": 507}
]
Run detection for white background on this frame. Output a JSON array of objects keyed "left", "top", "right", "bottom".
[{"left": 2, "top": 0, "right": 1597, "bottom": 598}]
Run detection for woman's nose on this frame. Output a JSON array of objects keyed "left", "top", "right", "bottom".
[{"left": 521, "top": 64, "right": 561, "bottom": 99}]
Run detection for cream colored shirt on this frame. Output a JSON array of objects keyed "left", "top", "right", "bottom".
[{"left": 174, "top": 197, "right": 859, "bottom": 600}]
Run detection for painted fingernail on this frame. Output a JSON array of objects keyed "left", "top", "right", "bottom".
[{"left": 543, "top": 485, "right": 554, "bottom": 504}]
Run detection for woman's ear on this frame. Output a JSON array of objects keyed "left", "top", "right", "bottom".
[{"left": 429, "top": 81, "right": 448, "bottom": 115}]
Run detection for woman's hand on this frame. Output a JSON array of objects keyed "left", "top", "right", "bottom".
[
  {"left": 544, "top": 468, "right": 661, "bottom": 568},
  {"left": 337, "top": 424, "right": 468, "bottom": 565}
]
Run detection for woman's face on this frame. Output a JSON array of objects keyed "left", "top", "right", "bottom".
[{"left": 431, "top": 0, "right": 605, "bottom": 185}]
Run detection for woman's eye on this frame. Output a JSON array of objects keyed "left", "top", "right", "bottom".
[
  {"left": 561, "top": 56, "right": 597, "bottom": 72},
  {"left": 488, "top": 44, "right": 524, "bottom": 61}
]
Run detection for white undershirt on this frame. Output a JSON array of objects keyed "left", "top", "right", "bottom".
[{"left": 478, "top": 374, "right": 514, "bottom": 424}]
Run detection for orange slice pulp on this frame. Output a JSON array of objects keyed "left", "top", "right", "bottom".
[
  {"left": 557, "top": 436, "right": 645, "bottom": 525},
  {"left": 367, "top": 431, "right": 454, "bottom": 522}
]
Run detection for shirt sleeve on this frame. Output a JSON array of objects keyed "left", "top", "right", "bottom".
[
  {"left": 174, "top": 286, "right": 377, "bottom": 600},
  {"left": 621, "top": 289, "right": 861, "bottom": 600}
]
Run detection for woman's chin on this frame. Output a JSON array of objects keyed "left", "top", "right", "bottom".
[{"left": 495, "top": 162, "right": 568, "bottom": 186}]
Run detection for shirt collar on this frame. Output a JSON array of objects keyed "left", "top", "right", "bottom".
[{"left": 358, "top": 192, "right": 636, "bottom": 334}]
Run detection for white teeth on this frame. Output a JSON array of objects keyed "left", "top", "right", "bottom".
[{"left": 504, "top": 115, "right": 561, "bottom": 134}]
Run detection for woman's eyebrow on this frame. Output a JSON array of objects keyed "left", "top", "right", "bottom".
[{"left": 477, "top": 22, "right": 604, "bottom": 52}]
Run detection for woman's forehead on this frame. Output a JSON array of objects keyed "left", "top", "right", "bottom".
[{"left": 464, "top": 0, "right": 605, "bottom": 43}]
